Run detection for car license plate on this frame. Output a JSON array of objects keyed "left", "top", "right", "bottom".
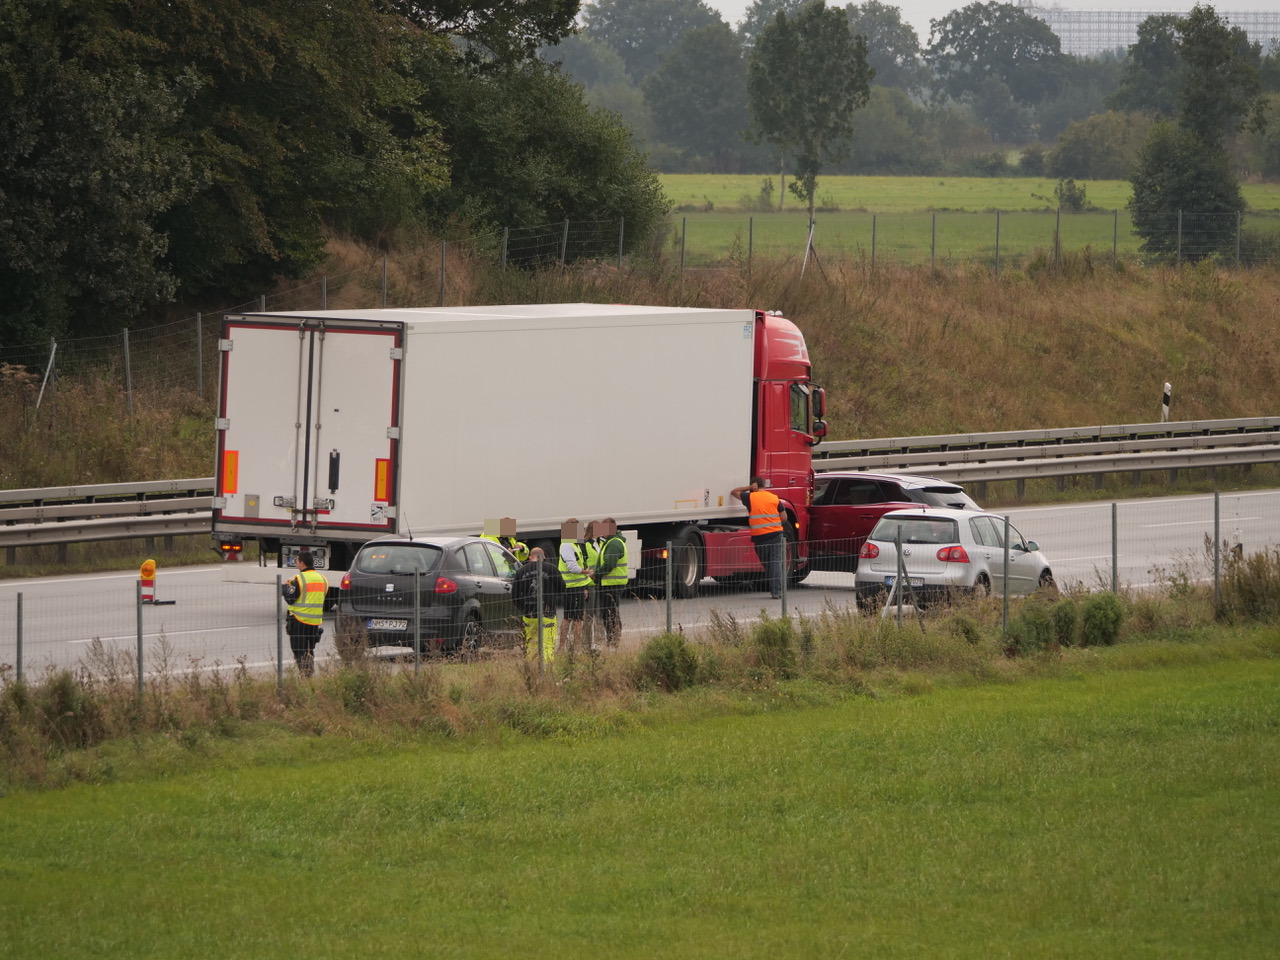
[
  {"left": 884, "top": 576, "right": 924, "bottom": 588},
  {"left": 367, "top": 618, "right": 408, "bottom": 631}
]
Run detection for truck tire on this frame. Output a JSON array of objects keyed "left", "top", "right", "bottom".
[
  {"left": 670, "top": 527, "right": 704, "bottom": 599},
  {"left": 784, "top": 518, "right": 809, "bottom": 586}
]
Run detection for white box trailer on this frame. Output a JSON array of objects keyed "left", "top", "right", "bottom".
[{"left": 213, "top": 304, "right": 762, "bottom": 582}]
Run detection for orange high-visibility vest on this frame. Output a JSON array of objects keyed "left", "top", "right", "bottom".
[{"left": 748, "top": 489, "right": 783, "bottom": 537}]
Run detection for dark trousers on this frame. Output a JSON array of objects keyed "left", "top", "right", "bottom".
[
  {"left": 752, "top": 531, "right": 785, "bottom": 598},
  {"left": 287, "top": 616, "right": 323, "bottom": 677},
  {"left": 596, "top": 586, "right": 622, "bottom": 646}
]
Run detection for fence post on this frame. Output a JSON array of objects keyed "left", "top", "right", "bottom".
[
  {"left": 123, "top": 327, "right": 134, "bottom": 417},
  {"left": 321, "top": 276, "right": 327, "bottom": 310},
  {"left": 196, "top": 313, "right": 203, "bottom": 399},
  {"left": 780, "top": 536, "right": 788, "bottom": 617},
  {"left": 665, "top": 541, "right": 673, "bottom": 635},
  {"left": 560, "top": 219, "right": 569, "bottom": 265},
  {"left": 748, "top": 216, "right": 754, "bottom": 278},
  {"left": 439, "top": 240, "right": 446, "bottom": 306},
  {"left": 1113, "top": 209, "right": 1118, "bottom": 267},
  {"left": 259, "top": 295, "right": 266, "bottom": 312},
  {"left": 1002, "top": 516, "right": 1011, "bottom": 636},
  {"left": 136, "top": 579, "right": 144, "bottom": 694},
  {"left": 414, "top": 570, "right": 421, "bottom": 676},
  {"left": 15, "top": 592, "right": 21, "bottom": 683},
  {"left": 1236, "top": 211, "right": 1241, "bottom": 268},
  {"left": 276, "top": 574, "right": 284, "bottom": 692},
  {"left": 1111, "top": 502, "right": 1119, "bottom": 594},
  {"left": 381, "top": 256, "right": 388, "bottom": 307},
  {"left": 680, "top": 217, "right": 687, "bottom": 277},
  {"left": 35, "top": 338, "right": 57, "bottom": 410},
  {"left": 1054, "top": 207, "right": 1061, "bottom": 266},
  {"left": 617, "top": 218, "right": 624, "bottom": 270},
  {"left": 502, "top": 227, "right": 509, "bottom": 270},
  {"left": 871, "top": 213, "right": 876, "bottom": 273},
  {"left": 930, "top": 212, "right": 936, "bottom": 275},
  {"left": 994, "top": 210, "right": 1001, "bottom": 277},
  {"left": 1213, "top": 492, "right": 1221, "bottom": 612},
  {"left": 1177, "top": 210, "right": 1183, "bottom": 265}
]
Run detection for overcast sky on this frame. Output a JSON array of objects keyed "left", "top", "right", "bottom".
[{"left": 704, "top": 2, "right": 1279, "bottom": 47}]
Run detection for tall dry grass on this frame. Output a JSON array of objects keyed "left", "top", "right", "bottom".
[{"left": 7, "top": 240, "right": 1280, "bottom": 490}]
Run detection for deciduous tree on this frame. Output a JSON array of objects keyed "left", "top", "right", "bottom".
[
  {"left": 582, "top": 0, "right": 720, "bottom": 81},
  {"left": 747, "top": 0, "right": 873, "bottom": 226}
]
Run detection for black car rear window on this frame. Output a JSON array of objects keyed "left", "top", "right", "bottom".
[
  {"left": 355, "top": 544, "right": 443, "bottom": 575},
  {"left": 870, "top": 516, "right": 960, "bottom": 545}
]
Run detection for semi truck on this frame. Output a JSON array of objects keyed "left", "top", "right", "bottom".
[{"left": 211, "top": 302, "right": 840, "bottom": 596}]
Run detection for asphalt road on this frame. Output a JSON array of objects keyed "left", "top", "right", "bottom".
[{"left": 2, "top": 490, "right": 1276, "bottom": 677}]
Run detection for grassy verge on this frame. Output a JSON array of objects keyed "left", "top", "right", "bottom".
[{"left": 1, "top": 645, "right": 1276, "bottom": 958}]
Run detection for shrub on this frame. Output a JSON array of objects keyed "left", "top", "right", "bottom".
[
  {"left": 1050, "top": 597, "right": 1081, "bottom": 647},
  {"left": 635, "top": 633, "right": 698, "bottom": 692},
  {"left": 1081, "top": 592, "right": 1125, "bottom": 647},
  {"left": 751, "top": 615, "right": 797, "bottom": 679},
  {"left": 1054, "top": 178, "right": 1088, "bottom": 213},
  {"left": 1004, "top": 603, "right": 1054, "bottom": 657},
  {"left": 1217, "top": 547, "right": 1280, "bottom": 623}
]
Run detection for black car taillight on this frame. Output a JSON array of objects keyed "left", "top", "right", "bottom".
[{"left": 434, "top": 576, "right": 458, "bottom": 594}]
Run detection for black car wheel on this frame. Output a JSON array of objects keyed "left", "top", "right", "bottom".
[{"left": 456, "top": 613, "right": 483, "bottom": 659}]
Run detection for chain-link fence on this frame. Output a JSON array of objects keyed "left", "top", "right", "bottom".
[{"left": 3, "top": 490, "right": 1276, "bottom": 684}]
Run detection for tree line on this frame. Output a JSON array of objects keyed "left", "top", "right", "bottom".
[{"left": 0, "top": 0, "right": 668, "bottom": 345}]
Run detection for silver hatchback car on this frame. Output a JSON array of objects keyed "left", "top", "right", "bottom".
[{"left": 854, "top": 507, "right": 1054, "bottom": 606}]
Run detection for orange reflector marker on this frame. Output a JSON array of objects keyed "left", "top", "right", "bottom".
[
  {"left": 222, "top": 450, "right": 239, "bottom": 495},
  {"left": 140, "top": 558, "right": 156, "bottom": 603},
  {"left": 374, "top": 458, "right": 390, "bottom": 503}
]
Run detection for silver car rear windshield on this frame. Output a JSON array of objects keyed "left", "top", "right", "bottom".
[
  {"left": 870, "top": 516, "right": 960, "bottom": 545},
  {"left": 913, "top": 486, "right": 979, "bottom": 509},
  {"left": 355, "top": 544, "right": 443, "bottom": 575}
]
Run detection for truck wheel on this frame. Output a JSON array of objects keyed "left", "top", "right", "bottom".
[
  {"left": 670, "top": 528, "right": 704, "bottom": 599},
  {"left": 783, "top": 519, "right": 809, "bottom": 586}
]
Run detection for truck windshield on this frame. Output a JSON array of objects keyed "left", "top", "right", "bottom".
[{"left": 356, "top": 544, "right": 442, "bottom": 576}]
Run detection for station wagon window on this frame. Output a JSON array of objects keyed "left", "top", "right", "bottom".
[{"left": 790, "top": 383, "right": 809, "bottom": 432}]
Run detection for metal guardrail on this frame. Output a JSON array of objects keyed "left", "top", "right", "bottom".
[{"left": 1, "top": 418, "right": 1277, "bottom": 555}]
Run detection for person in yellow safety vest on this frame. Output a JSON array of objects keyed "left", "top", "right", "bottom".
[
  {"left": 730, "top": 477, "right": 785, "bottom": 599},
  {"left": 282, "top": 551, "right": 328, "bottom": 677},
  {"left": 512, "top": 547, "right": 565, "bottom": 664},
  {"left": 479, "top": 519, "right": 529, "bottom": 562},
  {"left": 557, "top": 518, "right": 594, "bottom": 655},
  {"left": 591, "top": 518, "right": 628, "bottom": 648}
]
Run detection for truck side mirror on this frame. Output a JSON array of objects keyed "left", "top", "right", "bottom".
[
  {"left": 813, "top": 387, "right": 826, "bottom": 419},
  {"left": 812, "top": 419, "right": 828, "bottom": 439}
]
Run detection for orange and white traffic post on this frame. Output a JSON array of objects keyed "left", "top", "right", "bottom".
[{"left": 140, "top": 559, "right": 157, "bottom": 604}]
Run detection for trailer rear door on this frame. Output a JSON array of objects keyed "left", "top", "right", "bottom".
[{"left": 214, "top": 316, "right": 403, "bottom": 536}]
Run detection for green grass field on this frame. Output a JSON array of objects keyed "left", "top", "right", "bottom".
[
  {"left": 3, "top": 656, "right": 1277, "bottom": 958},
  {"left": 659, "top": 174, "right": 1280, "bottom": 214}
]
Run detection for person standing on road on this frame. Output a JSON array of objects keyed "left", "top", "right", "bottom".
[
  {"left": 558, "top": 518, "right": 594, "bottom": 654},
  {"left": 730, "top": 477, "right": 785, "bottom": 598},
  {"left": 282, "top": 551, "right": 328, "bottom": 677},
  {"left": 512, "top": 547, "right": 565, "bottom": 663},
  {"left": 591, "top": 518, "right": 628, "bottom": 648}
]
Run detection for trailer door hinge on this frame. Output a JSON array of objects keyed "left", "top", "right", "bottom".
[
  {"left": 215, "top": 417, "right": 229, "bottom": 431},
  {"left": 389, "top": 346, "right": 403, "bottom": 360},
  {"left": 219, "top": 339, "right": 233, "bottom": 352},
  {"left": 386, "top": 426, "right": 400, "bottom": 440}
]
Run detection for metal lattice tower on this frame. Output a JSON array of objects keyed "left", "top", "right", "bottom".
[{"left": 1018, "top": 5, "right": 1280, "bottom": 57}]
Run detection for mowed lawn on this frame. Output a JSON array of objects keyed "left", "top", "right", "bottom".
[{"left": 2, "top": 659, "right": 1278, "bottom": 958}]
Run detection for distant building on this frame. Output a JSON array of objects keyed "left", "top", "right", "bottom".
[{"left": 1019, "top": 4, "right": 1280, "bottom": 57}]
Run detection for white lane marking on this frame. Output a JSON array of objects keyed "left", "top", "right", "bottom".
[
  {"left": 66, "top": 625, "right": 264, "bottom": 644},
  {"left": 1143, "top": 517, "right": 1258, "bottom": 528}
]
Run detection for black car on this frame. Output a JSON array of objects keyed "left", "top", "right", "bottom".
[{"left": 337, "top": 536, "right": 522, "bottom": 653}]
